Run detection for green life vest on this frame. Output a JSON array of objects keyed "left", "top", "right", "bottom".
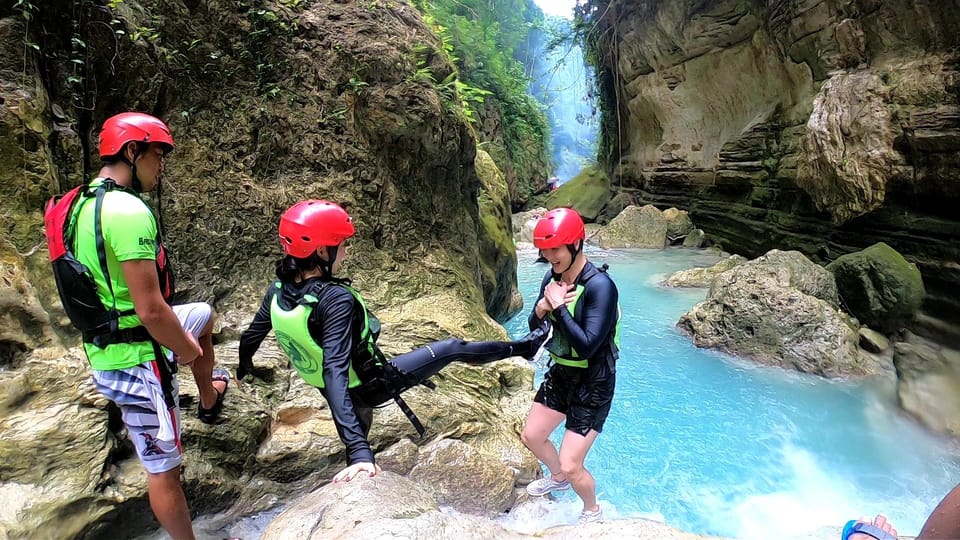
[
  {"left": 269, "top": 281, "right": 379, "bottom": 389},
  {"left": 268, "top": 280, "right": 432, "bottom": 437},
  {"left": 545, "top": 277, "right": 621, "bottom": 369}
]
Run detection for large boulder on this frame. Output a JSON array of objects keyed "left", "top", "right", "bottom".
[
  {"left": 0, "top": 348, "right": 112, "bottom": 540},
  {"left": 894, "top": 332, "right": 960, "bottom": 438},
  {"left": 408, "top": 438, "right": 516, "bottom": 516},
  {"left": 542, "top": 165, "right": 611, "bottom": 222},
  {"left": 0, "top": 332, "right": 537, "bottom": 538},
  {"left": 796, "top": 72, "right": 898, "bottom": 224},
  {"left": 0, "top": 238, "right": 55, "bottom": 368},
  {"left": 598, "top": 205, "right": 668, "bottom": 249},
  {"left": 677, "top": 250, "right": 888, "bottom": 377},
  {"left": 826, "top": 242, "right": 926, "bottom": 333},
  {"left": 664, "top": 255, "right": 747, "bottom": 288}
]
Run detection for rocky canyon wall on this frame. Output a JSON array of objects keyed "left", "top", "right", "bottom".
[{"left": 589, "top": 0, "right": 960, "bottom": 344}]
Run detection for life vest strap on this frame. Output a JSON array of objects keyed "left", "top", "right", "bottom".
[
  {"left": 83, "top": 324, "right": 152, "bottom": 348},
  {"left": 392, "top": 394, "right": 426, "bottom": 438},
  {"left": 549, "top": 353, "right": 589, "bottom": 368}
]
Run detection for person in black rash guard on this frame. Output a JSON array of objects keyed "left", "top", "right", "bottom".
[
  {"left": 237, "top": 200, "right": 550, "bottom": 483},
  {"left": 519, "top": 207, "right": 620, "bottom": 525}
]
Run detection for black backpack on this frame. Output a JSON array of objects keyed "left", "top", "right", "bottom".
[{"left": 44, "top": 180, "right": 133, "bottom": 336}]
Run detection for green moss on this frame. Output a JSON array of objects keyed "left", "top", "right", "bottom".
[
  {"left": 827, "top": 242, "right": 926, "bottom": 331},
  {"left": 543, "top": 164, "right": 611, "bottom": 221}
]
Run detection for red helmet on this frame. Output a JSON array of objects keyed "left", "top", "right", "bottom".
[
  {"left": 533, "top": 207, "right": 585, "bottom": 249},
  {"left": 279, "top": 200, "right": 355, "bottom": 258},
  {"left": 99, "top": 112, "right": 175, "bottom": 157}
]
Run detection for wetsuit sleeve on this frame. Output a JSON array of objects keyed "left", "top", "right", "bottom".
[
  {"left": 553, "top": 274, "right": 618, "bottom": 358},
  {"left": 315, "top": 287, "right": 375, "bottom": 466},
  {"left": 237, "top": 284, "right": 277, "bottom": 379},
  {"left": 527, "top": 272, "right": 553, "bottom": 330}
]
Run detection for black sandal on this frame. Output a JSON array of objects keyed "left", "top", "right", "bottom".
[{"left": 198, "top": 368, "right": 229, "bottom": 424}]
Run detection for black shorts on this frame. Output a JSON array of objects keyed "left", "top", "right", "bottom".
[{"left": 534, "top": 362, "right": 616, "bottom": 436}]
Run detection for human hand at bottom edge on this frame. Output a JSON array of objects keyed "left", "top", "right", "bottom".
[{"left": 333, "top": 462, "right": 381, "bottom": 483}]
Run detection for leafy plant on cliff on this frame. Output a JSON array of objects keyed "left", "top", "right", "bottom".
[
  {"left": 571, "top": 0, "right": 620, "bottom": 172},
  {"left": 412, "top": 0, "right": 551, "bottom": 199}
]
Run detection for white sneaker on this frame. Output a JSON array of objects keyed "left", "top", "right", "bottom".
[
  {"left": 577, "top": 507, "right": 603, "bottom": 524},
  {"left": 525, "top": 476, "right": 571, "bottom": 496}
]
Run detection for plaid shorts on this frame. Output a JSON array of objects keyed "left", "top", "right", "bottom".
[{"left": 91, "top": 303, "right": 212, "bottom": 474}]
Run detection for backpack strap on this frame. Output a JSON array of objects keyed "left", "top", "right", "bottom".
[
  {"left": 77, "top": 179, "right": 142, "bottom": 345},
  {"left": 91, "top": 180, "right": 137, "bottom": 320}
]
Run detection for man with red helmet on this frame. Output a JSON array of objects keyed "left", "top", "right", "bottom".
[
  {"left": 238, "top": 200, "right": 551, "bottom": 482},
  {"left": 69, "top": 112, "right": 229, "bottom": 540},
  {"left": 520, "top": 207, "right": 620, "bottom": 524}
]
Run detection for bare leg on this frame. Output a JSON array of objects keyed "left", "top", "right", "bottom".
[
  {"left": 919, "top": 483, "right": 960, "bottom": 539},
  {"left": 146, "top": 467, "right": 195, "bottom": 540},
  {"left": 190, "top": 315, "right": 224, "bottom": 410},
  {"left": 520, "top": 402, "right": 566, "bottom": 481},
  {"left": 558, "top": 428, "right": 600, "bottom": 511}
]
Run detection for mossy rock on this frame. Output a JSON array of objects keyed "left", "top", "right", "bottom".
[
  {"left": 827, "top": 242, "right": 926, "bottom": 332},
  {"left": 543, "top": 164, "right": 611, "bottom": 222},
  {"left": 475, "top": 149, "right": 520, "bottom": 322},
  {"left": 596, "top": 191, "right": 634, "bottom": 225}
]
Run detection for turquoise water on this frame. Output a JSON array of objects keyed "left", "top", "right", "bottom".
[{"left": 504, "top": 246, "right": 960, "bottom": 538}]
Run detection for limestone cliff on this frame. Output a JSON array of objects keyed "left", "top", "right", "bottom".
[
  {"left": 0, "top": 0, "right": 531, "bottom": 537},
  {"left": 0, "top": 0, "right": 521, "bottom": 340},
  {"left": 584, "top": 0, "right": 960, "bottom": 345}
]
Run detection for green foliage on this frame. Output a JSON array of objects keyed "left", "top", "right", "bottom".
[
  {"left": 348, "top": 76, "right": 369, "bottom": 95},
  {"left": 572, "top": 0, "right": 618, "bottom": 167},
  {"left": 14, "top": 0, "right": 39, "bottom": 24},
  {"left": 413, "top": 0, "right": 551, "bottom": 196}
]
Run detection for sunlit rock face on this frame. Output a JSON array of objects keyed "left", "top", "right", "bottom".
[
  {"left": 0, "top": 1, "right": 530, "bottom": 537},
  {"left": 676, "top": 249, "right": 894, "bottom": 379},
  {"left": 588, "top": 0, "right": 960, "bottom": 347}
]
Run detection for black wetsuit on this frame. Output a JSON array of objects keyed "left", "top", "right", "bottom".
[
  {"left": 239, "top": 277, "right": 541, "bottom": 465},
  {"left": 528, "top": 261, "right": 619, "bottom": 436}
]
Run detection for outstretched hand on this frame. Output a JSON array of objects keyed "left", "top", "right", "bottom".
[{"left": 333, "top": 462, "right": 381, "bottom": 483}]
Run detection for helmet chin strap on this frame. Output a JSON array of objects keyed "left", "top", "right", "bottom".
[
  {"left": 131, "top": 162, "right": 143, "bottom": 193},
  {"left": 119, "top": 145, "right": 144, "bottom": 193},
  {"left": 550, "top": 240, "right": 583, "bottom": 280},
  {"left": 319, "top": 245, "right": 339, "bottom": 278}
]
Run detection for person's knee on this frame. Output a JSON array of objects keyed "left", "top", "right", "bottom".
[
  {"left": 200, "top": 304, "right": 216, "bottom": 335},
  {"left": 520, "top": 428, "right": 541, "bottom": 449},
  {"left": 146, "top": 465, "right": 183, "bottom": 487},
  {"left": 559, "top": 457, "right": 584, "bottom": 479},
  {"left": 437, "top": 337, "right": 465, "bottom": 349}
]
